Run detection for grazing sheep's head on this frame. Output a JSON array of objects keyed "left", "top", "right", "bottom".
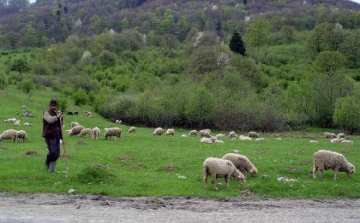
[
  {"left": 249, "top": 167, "right": 258, "bottom": 176},
  {"left": 347, "top": 165, "right": 355, "bottom": 177},
  {"left": 234, "top": 170, "right": 246, "bottom": 184}
]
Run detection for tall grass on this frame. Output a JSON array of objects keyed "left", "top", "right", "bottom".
[{"left": 0, "top": 85, "right": 359, "bottom": 199}]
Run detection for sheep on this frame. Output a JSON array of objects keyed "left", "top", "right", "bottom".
[
  {"left": 85, "top": 111, "right": 92, "bottom": 117},
  {"left": 188, "top": 130, "right": 197, "bottom": 136},
  {"left": 199, "top": 129, "right": 211, "bottom": 138},
  {"left": 215, "top": 139, "right": 224, "bottom": 143},
  {"left": 128, "top": 126, "right": 136, "bottom": 133},
  {"left": 215, "top": 133, "right": 226, "bottom": 138},
  {"left": 309, "top": 140, "right": 318, "bottom": 143},
  {"left": 16, "top": 130, "right": 27, "bottom": 142},
  {"left": 153, "top": 127, "right": 164, "bottom": 136},
  {"left": 247, "top": 131, "right": 259, "bottom": 138},
  {"left": 21, "top": 105, "right": 27, "bottom": 109},
  {"left": 222, "top": 153, "right": 258, "bottom": 177},
  {"left": 68, "top": 125, "right": 84, "bottom": 136},
  {"left": 203, "top": 157, "right": 245, "bottom": 191},
  {"left": 115, "top": 119, "right": 122, "bottom": 124},
  {"left": 13, "top": 120, "right": 20, "bottom": 126},
  {"left": 341, "top": 140, "right": 353, "bottom": 143},
  {"left": 79, "top": 128, "right": 92, "bottom": 138},
  {"left": 337, "top": 133, "right": 345, "bottom": 139},
  {"left": 0, "top": 129, "right": 17, "bottom": 142},
  {"left": 200, "top": 137, "right": 217, "bottom": 144},
  {"left": 324, "top": 132, "right": 336, "bottom": 138},
  {"left": 330, "top": 138, "right": 344, "bottom": 143},
  {"left": 313, "top": 150, "right": 355, "bottom": 180},
  {"left": 239, "top": 135, "right": 252, "bottom": 141},
  {"left": 255, "top": 137, "right": 266, "bottom": 141},
  {"left": 71, "top": 121, "right": 79, "bottom": 128},
  {"left": 181, "top": 134, "right": 187, "bottom": 138},
  {"left": 23, "top": 122, "right": 31, "bottom": 127},
  {"left": 4, "top": 118, "right": 17, "bottom": 123},
  {"left": 228, "top": 131, "right": 237, "bottom": 140},
  {"left": 166, "top": 128, "right": 175, "bottom": 136},
  {"left": 92, "top": 127, "right": 100, "bottom": 140},
  {"left": 104, "top": 127, "right": 122, "bottom": 140}
]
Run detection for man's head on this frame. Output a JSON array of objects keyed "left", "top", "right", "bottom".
[{"left": 49, "top": 98, "right": 57, "bottom": 111}]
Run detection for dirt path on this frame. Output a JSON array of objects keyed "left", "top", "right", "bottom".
[{"left": 0, "top": 192, "right": 359, "bottom": 223}]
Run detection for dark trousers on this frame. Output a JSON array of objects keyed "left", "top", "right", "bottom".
[{"left": 45, "top": 132, "right": 61, "bottom": 165}]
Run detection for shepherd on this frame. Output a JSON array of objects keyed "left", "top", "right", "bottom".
[{"left": 42, "top": 98, "right": 63, "bottom": 173}]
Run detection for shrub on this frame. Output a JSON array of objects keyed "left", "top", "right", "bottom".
[
  {"left": 73, "top": 88, "right": 89, "bottom": 105},
  {"left": 75, "top": 165, "right": 116, "bottom": 184},
  {"left": 19, "top": 79, "right": 34, "bottom": 93}
]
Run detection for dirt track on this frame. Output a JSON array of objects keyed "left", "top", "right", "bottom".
[{"left": 0, "top": 192, "right": 360, "bottom": 223}]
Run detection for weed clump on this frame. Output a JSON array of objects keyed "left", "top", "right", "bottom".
[{"left": 75, "top": 165, "right": 116, "bottom": 184}]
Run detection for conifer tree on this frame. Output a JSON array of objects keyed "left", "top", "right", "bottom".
[{"left": 229, "top": 32, "right": 246, "bottom": 56}]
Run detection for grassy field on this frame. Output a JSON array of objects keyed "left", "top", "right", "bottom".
[{"left": 0, "top": 85, "right": 359, "bottom": 199}]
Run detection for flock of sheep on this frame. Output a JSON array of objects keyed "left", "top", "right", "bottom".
[{"left": 0, "top": 107, "right": 357, "bottom": 191}]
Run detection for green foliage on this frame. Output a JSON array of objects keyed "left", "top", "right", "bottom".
[
  {"left": 229, "top": 32, "right": 246, "bottom": 55},
  {"left": 73, "top": 88, "right": 89, "bottom": 106},
  {"left": 9, "top": 58, "right": 30, "bottom": 74},
  {"left": 0, "top": 74, "right": 7, "bottom": 90},
  {"left": 245, "top": 16, "right": 271, "bottom": 47},
  {"left": 75, "top": 166, "right": 116, "bottom": 184},
  {"left": 19, "top": 79, "right": 34, "bottom": 93},
  {"left": 314, "top": 51, "right": 346, "bottom": 77},
  {"left": 97, "top": 50, "right": 117, "bottom": 68},
  {"left": 333, "top": 96, "right": 360, "bottom": 134},
  {"left": 57, "top": 94, "right": 68, "bottom": 112}
]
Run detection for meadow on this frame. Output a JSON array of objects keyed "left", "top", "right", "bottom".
[{"left": 0, "top": 85, "right": 359, "bottom": 199}]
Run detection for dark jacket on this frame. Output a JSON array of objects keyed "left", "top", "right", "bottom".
[{"left": 42, "top": 109, "right": 63, "bottom": 139}]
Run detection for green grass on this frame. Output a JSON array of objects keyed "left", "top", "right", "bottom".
[{"left": 1, "top": 85, "right": 360, "bottom": 199}]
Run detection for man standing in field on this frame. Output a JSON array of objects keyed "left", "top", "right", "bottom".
[{"left": 42, "top": 98, "right": 63, "bottom": 172}]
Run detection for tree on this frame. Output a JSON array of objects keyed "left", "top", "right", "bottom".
[
  {"left": 333, "top": 96, "right": 360, "bottom": 134},
  {"left": 9, "top": 59, "right": 30, "bottom": 75},
  {"left": 229, "top": 32, "right": 246, "bottom": 56},
  {"left": 97, "top": 50, "right": 117, "bottom": 68},
  {"left": 280, "top": 25, "right": 296, "bottom": 43},
  {"left": 244, "top": 16, "right": 271, "bottom": 47},
  {"left": 340, "top": 31, "right": 360, "bottom": 67},
  {"left": 20, "top": 79, "right": 34, "bottom": 93},
  {"left": 314, "top": 51, "right": 345, "bottom": 77}
]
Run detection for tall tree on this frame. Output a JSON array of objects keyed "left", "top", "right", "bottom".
[
  {"left": 244, "top": 16, "right": 271, "bottom": 47},
  {"left": 229, "top": 31, "right": 246, "bottom": 56}
]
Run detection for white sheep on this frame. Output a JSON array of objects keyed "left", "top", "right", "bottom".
[
  {"left": 216, "top": 133, "right": 226, "bottom": 138},
  {"left": 247, "top": 131, "right": 259, "bottom": 138},
  {"left": 153, "top": 127, "right": 164, "bottom": 136},
  {"left": 79, "top": 128, "right": 92, "bottom": 138},
  {"left": 13, "top": 120, "right": 20, "bottom": 126},
  {"left": 199, "top": 129, "right": 211, "bottom": 138},
  {"left": 23, "top": 122, "right": 32, "bottom": 127},
  {"left": 68, "top": 125, "right": 84, "bottom": 136},
  {"left": 104, "top": 127, "right": 122, "bottom": 139},
  {"left": 200, "top": 136, "right": 217, "bottom": 144},
  {"left": 222, "top": 153, "right": 258, "bottom": 176},
  {"left": 92, "top": 127, "right": 100, "bottom": 140},
  {"left": 203, "top": 157, "right": 245, "bottom": 191},
  {"left": 21, "top": 105, "right": 27, "bottom": 109},
  {"left": 239, "top": 135, "right": 252, "bottom": 141},
  {"left": 115, "top": 119, "right": 122, "bottom": 124},
  {"left": 128, "top": 126, "right": 136, "bottom": 133},
  {"left": 0, "top": 129, "right": 17, "bottom": 142},
  {"left": 309, "top": 140, "right": 318, "bottom": 143},
  {"left": 16, "top": 130, "right": 27, "bottom": 142},
  {"left": 188, "top": 130, "right": 197, "bottom": 136},
  {"left": 341, "top": 140, "right": 353, "bottom": 143},
  {"left": 4, "top": 118, "right": 17, "bottom": 123},
  {"left": 71, "top": 121, "right": 80, "bottom": 128},
  {"left": 313, "top": 150, "right": 355, "bottom": 180},
  {"left": 228, "top": 131, "right": 237, "bottom": 140},
  {"left": 181, "top": 134, "right": 187, "bottom": 138},
  {"left": 337, "top": 133, "right": 345, "bottom": 139},
  {"left": 324, "top": 132, "right": 336, "bottom": 138},
  {"left": 166, "top": 128, "right": 175, "bottom": 136},
  {"left": 330, "top": 138, "right": 344, "bottom": 143},
  {"left": 255, "top": 137, "right": 266, "bottom": 141}
]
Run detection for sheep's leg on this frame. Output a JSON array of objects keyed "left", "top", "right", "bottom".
[
  {"left": 211, "top": 173, "right": 218, "bottom": 191},
  {"left": 203, "top": 168, "right": 208, "bottom": 188},
  {"left": 312, "top": 166, "right": 318, "bottom": 178},
  {"left": 333, "top": 168, "right": 339, "bottom": 180},
  {"left": 319, "top": 169, "right": 324, "bottom": 179}
]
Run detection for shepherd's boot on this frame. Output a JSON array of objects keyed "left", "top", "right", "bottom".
[{"left": 48, "top": 161, "right": 57, "bottom": 173}]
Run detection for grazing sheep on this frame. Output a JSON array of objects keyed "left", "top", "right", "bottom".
[
  {"left": 68, "top": 125, "right": 84, "bottom": 136},
  {"left": 153, "top": 127, "right": 164, "bottom": 136},
  {"left": 13, "top": 120, "right": 20, "bottom": 126},
  {"left": 86, "top": 111, "right": 92, "bottom": 117},
  {"left": 215, "top": 139, "right": 224, "bottom": 143},
  {"left": 324, "top": 132, "right": 336, "bottom": 138},
  {"left": 222, "top": 153, "right": 258, "bottom": 176},
  {"left": 313, "top": 150, "right": 355, "bottom": 180},
  {"left": 275, "top": 137, "right": 282, "bottom": 140},
  {"left": 239, "top": 135, "right": 252, "bottom": 141},
  {"left": 181, "top": 134, "right": 187, "bottom": 138},
  {"left": 128, "top": 126, "right": 136, "bottom": 133},
  {"left": 0, "top": 129, "right": 17, "bottom": 142},
  {"left": 71, "top": 121, "right": 80, "bottom": 128},
  {"left": 92, "top": 127, "right": 100, "bottom": 140},
  {"left": 337, "top": 133, "right": 345, "bottom": 139},
  {"left": 228, "top": 131, "right": 237, "bottom": 140},
  {"left": 200, "top": 136, "right": 217, "bottom": 144},
  {"left": 104, "top": 127, "right": 122, "bottom": 140},
  {"left": 341, "top": 140, "right": 353, "bottom": 143},
  {"left": 216, "top": 133, "right": 226, "bottom": 138},
  {"left": 255, "top": 137, "right": 266, "bottom": 141},
  {"left": 23, "top": 122, "right": 31, "bottom": 127},
  {"left": 188, "top": 130, "right": 197, "bottom": 136},
  {"left": 4, "top": 118, "right": 17, "bottom": 123},
  {"left": 199, "top": 129, "right": 211, "bottom": 138},
  {"left": 16, "top": 130, "right": 27, "bottom": 142},
  {"left": 330, "top": 138, "right": 344, "bottom": 143},
  {"left": 309, "top": 140, "right": 318, "bottom": 143},
  {"left": 116, "top": 119, "right": 122, "bottom": 124},
  {"left": 79, "top": 128, "right": 92, "bottom": 138},
  {"left": 166, "top": 128, "right": 175, "bottom": 136},
  {"left": 203, "top": 157, "right": 245, "bottom": 191},
  {"left": 247, "top": 131, "right": 259, "bottom": 138},
  {"left": 21, "top": 105, "right": 27, "bottom": 109}
]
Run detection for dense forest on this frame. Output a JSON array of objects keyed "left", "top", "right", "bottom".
[{"left": 1, "top": 0, "right": 360, "bottom": 133}]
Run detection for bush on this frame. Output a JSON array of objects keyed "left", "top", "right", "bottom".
[
  {"left": 75, "top": 165, "right": 116, "bottom": 184},
  {"left": 73, "top": 88, "right": 89, "bottom": 106},
  {"left": 0, "top": 74, "right": 7, "bottom": 90},
  {"left": 19, "top": 79, "right": 34, "bottom": 93}
]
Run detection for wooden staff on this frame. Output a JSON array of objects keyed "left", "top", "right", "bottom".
[{"left": 59, "top": 115, "right": 69, "bottom": 176}]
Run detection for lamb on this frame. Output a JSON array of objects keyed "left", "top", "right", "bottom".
[
  {"left": 203, "top": 157, "right": 245, "bottom": 191},
  {"left": 239, "top": 135, "right": 252, "bottom": 141},
  {"left": 92, "top": 127, "right": 100, "bottom": 140},
  {"left": 222, "top": 153, "right": 258, "bottom": 176},
  {"left": 16, "top": 130, "right": 27, "bottom": 142},
  {"left": 228, "top": 131, "right": 237, "bottom": 140},
  {"left": 23, "top": 122, "right": 32, "bottom": 127},
  {"left": 79, "top": 128, "right": 92, "bottom": 138},
  {"left": 104, "top": 127, "right": 122, "bottom": 139},
  {"left": 71, "top": 121, "right": 79, "bottom": 128},
  {"left": 68, "top": 125, "right": 84, "bottom": 136},
  {"left": 0, "top": 129, "right": 17, "bottom": 142},
  {"left": 153, "top": 127, "right": 164, "bottom": 136},
  {"left": 199, "top": 129, "right": 211, "bottom": 138},
  {"left": 247, "top": 131, "right": 259, "bottom": 138},
  {"left": 188, "top": 130, "right": 197, "bottom": 136},
  {"left": 324, "top": 132, "right": 336, "bottom": 138},
  {"left": 313, "top": 150, "right": 355, "bottom": 180},
  {"left": 166, "top": 128, "right": 175, "bottom": 136},
  {"left": 128, "top": 126, "right": 136, "bottom": 133}
]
